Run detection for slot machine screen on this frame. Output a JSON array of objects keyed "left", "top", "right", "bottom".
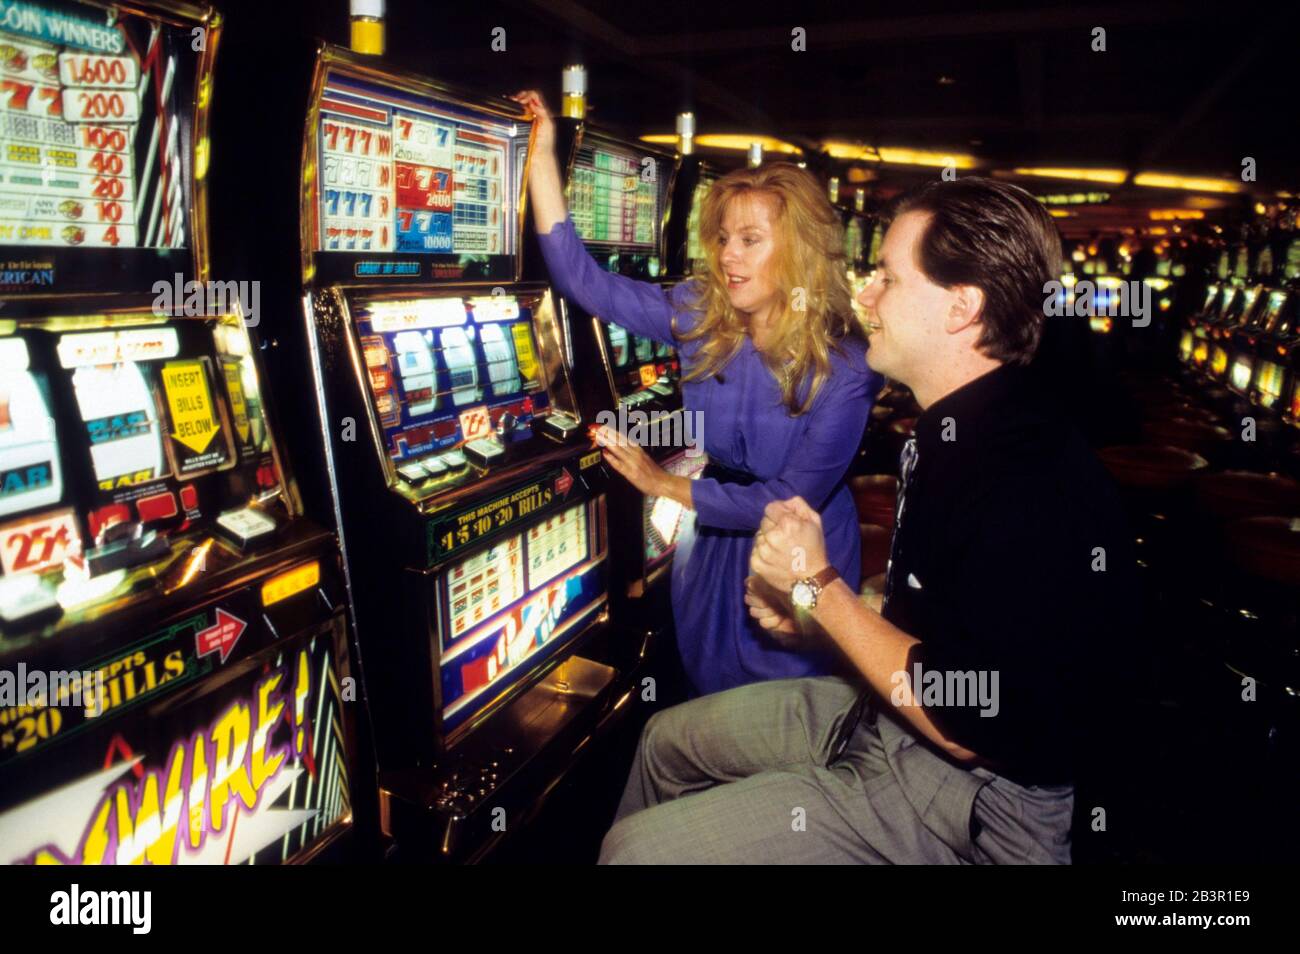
[
  {"left": 1239, "top": 286, "right": 1261, "bottom": 322},
  {"left": 566, "top": 137, "right": 670, "bottom": 277},
  {"left": 308, "top": 66, "right": 530, "bottom": 283},
  {"left": 685, "top": 172, "right": 717, "bottom": 273},
  {"left": 599, "top": 321, "right": 672, "bottom": 405},
  {"left": 1218, "top": 289, "right": 1239, "bottom": 321},
  {"left": 1202, "top": 284, "right": 1220, "bottom": 313},
  {"left": 1259, "top": 290, "right": 1288, "bottom": 332},
  {"left": 437, "top": 497, "right": 606, "bottom": 738},
  {"left": 844, "top": 217, "right": 863, "bottom": 268},
  {"left": 1255, "top": 361, "right": 1285, "bottom": 409},
  {"left": 1290, "top": 377, "right": 1300, "bottom": 424},
  {"left": 0, "top": 0, "right": 205, "bottom": 295},
  {"left": 643, "top": 449, "right": 705, "bottom": 573},
  {"left": 1229, "top": 355, "right": 1253, "bottom": 393},
  {"left": 0, "top": 316, "right": 279, "bottom": 608},
  {"left": 1234, "top": 248, "right": 1249, "bottom": 280},
  {"left": 352, "top": 293, "right": 556, "bottom": 480}
]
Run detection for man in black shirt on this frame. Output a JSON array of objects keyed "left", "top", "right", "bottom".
[{"left": 599, "top": 177, "right": 1137, "bottom": 864}]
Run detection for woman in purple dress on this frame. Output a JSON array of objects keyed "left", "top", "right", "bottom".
[{"left": 514, "top": 91, "right": 881, "bottom": 695}]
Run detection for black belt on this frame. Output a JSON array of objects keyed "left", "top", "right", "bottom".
[
  {"left": 829, "top": 691, "right": 876, "bottom": 765},
  {"left": 702, "top": 461, "right": 759, "bottom": 486}
]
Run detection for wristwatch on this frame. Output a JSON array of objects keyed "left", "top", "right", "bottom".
[{"left": 790, "top": 566, "right": 840, "bottom": 612}]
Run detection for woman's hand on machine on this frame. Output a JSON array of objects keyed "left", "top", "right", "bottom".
[
  {"left": 510, "top": 89, "right": 555, "bottom": 153},
  {"left": 594, "top": 424, "right": 668, "bottom": 497}
]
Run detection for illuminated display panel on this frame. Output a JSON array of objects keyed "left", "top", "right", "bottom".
[
  {"left": 0, "top": 0, "right": 203, "bottom": 294},
  {"left": 0, "top": 317, "right": 280, "bottom": 597},
  {"left": 1258, "top": 290, "right": 1288, "bottom": 332},
  {"left": 438, "top": 499, "right": 605, "bottom": 736},
  {"left": 567, "top": 137, "right": 670, "bottom": 277},
  {"left": 685, "top": 172, "right": 717, "bottom": 271},
  {"left": 1236, "top": 287, "right": 1260, "bottom": 322},
  {"left": 643, "top": 449, "right": 706, "bottom": 573},
  {"left": 844, "top": 217, "right": 864, "bottom": 267},
  {"left": 1290, "top": 378, "right": 1300, "bottom": 424},
  {"left": 1217, "top": 289, "right": 1239, "bottom": 322},
  {"left": 599, "top": 319, "right": 674, "bottom": 405},
  {"left": 1255, "top": 361, "right": 1285, "bottom": 409},
  {"left": 1210, "top": 345, "right": 1229, "bottom": 377},
  {"left": 1178, "top": 330, "right": 1194, "bottom": 362},
  {"left": 1229, "top": 355, "right": 1253, "bottom": 393},
  {"left": 354, "top": 293, "right": 553, "bottom": 466},
  {"left": 312, "top": 68, "right": 528, "bottom": 282},
  {"left": 1202, "top": 284, "right": 1220, "bottom": 312}
]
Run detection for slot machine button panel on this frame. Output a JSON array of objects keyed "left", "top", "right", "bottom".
[
  {"left": 0, "top": 574, "right": 62, "bottom": 632},
  {"left": 215, "top": 507, "right": 279, "bottom": 549},
  {"left": 464, "top": 436, "right": 506, "bottom": 467},
  {"left": 398, "top": 463, "right": 428, "bottom": 483},
  {"left": 440, "top": 450, "right": 468, "bottom": 470},
  {"left": 538, "top": 412, "right": 580, "bottom": 441}
]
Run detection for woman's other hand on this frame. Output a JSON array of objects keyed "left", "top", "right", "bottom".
[
  {"left": 510, "top": 89, "right": 554, "bottom": 154},
  {"left": 509, "top": 89, "right": 565, "bottom": 232}
]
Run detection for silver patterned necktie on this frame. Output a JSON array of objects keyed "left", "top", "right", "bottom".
[
  {"left": 882, "top": 437, "right": 918, "bottom": 613},
  {"left": 829, "top": 436, "right": 918, "bottom": 764}
]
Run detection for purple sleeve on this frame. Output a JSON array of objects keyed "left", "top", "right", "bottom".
[
  {"left": 536, "top": 217, "right": 681, "bottom": 344},
  {"left": 690, "top": 358, "right": 879, "bottom": 531}
]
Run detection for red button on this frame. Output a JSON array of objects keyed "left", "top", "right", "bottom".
[
  {"left": 180, "top": 485, "right": 199, "bottom": 511},
  {"left": 136, "top": 491, "right": 177, "bottom": 523}
]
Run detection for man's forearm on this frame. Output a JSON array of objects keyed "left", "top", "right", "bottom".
[{"left": 809, "top": 578, "right": 981, "bottom": 762}]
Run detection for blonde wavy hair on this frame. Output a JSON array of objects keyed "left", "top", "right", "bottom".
[{"left": 676, "top": 162, "right": 862, "bottom": 415}]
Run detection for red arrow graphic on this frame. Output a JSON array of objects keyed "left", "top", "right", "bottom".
[{"left": 195, "top": 608, "right": 247, "bottom": 664}]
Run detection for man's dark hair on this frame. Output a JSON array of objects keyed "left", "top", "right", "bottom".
[{"left": 892, "top": 177, "right": 1063, "bottom": 365}]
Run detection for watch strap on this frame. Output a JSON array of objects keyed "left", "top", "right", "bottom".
[{"left": 812, "top": 565, "right": 840, "bottom": 589}]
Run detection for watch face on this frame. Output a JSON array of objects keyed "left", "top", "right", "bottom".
[{"left": 791, "top": 581, "right": 814, "bottom": 610}]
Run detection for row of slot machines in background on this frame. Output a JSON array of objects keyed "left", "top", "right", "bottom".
[
  {"left": 301, "top": 48, "right": 736, "bottom": 860},
  {"left": 0, "top": 0, "right": 357, "bottom": 866},
  {"left": 1178, "top": 263, "right": 1300, "bottom": 429}
]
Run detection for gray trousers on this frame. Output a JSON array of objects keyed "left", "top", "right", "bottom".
[{"left": 599, "top": 676, "right": 1074, "bottom": 864}]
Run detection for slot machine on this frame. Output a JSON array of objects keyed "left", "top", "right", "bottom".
[
  {"left": 530, "top": 115, "right": 695, "bottom": 670},
  {"left": 1179, "top": 282, "right": 1222, "bottom": 366},
  {"left": 1206, "top": 284, "right": 1262, "bottom": 384},
  {"left": 1227, "top": 288, "right": 1289, "bottom": 403},
  {"left": 300, "top": 46, "right": 623, "bottom": 862},
  {"left": 0, "top": 0, "right": 359, "bottom": 865}
]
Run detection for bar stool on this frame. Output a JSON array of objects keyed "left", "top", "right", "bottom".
[
  {"left": 849, "top": 475, "right": 898, "bottom": 528},
  {"left": 1194, "top": 471, "right": 1300, "bottom": 525},
  {"left": 1098, "top": 444, "right": 1209, "bottom": 596},
  {"left": 1140, "top": 417, "right": 1234, "bottom": 467},
  {"left": 1218, "top": 517, "right": 1300, "bottom": 787}
]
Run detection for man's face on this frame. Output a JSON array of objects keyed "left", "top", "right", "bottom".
[{"left": 857, "top": 210, "right": 958, "bottom": 386}]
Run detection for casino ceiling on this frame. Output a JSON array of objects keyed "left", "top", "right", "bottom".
[{"left": 229, "top": 0, "right": 1300, "bottom": 230}]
